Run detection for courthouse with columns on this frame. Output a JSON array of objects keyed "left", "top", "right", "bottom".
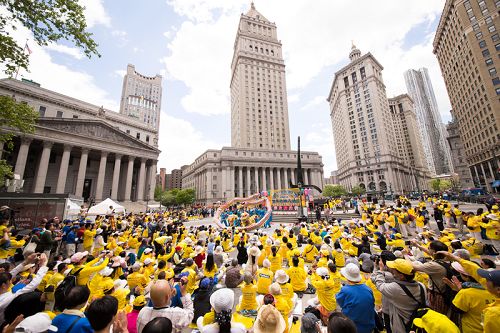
[
  {"left": 0, "top": 78, "right": 159, "bottom": 204},
  {"left": 182, "top": 3, "right": 324, "bottom": 204}
]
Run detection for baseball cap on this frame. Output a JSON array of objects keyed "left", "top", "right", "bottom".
[
  {"left": 133, "top": 295, "right": 147, "bottom": 307},
  {"left": 386, "top": 259, "right": 414, "bottom": 275},
  {"left": 477, "top": 269, "right": 500, "bottom": 286}
]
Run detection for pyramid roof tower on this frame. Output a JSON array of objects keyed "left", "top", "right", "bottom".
[{"left": 245, "top": 2, "right": 270, "bottom": 22}]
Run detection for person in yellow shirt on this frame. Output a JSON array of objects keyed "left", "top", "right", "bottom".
[
  {"left": 203, "top": 254, "right": 218, "bottom": 279},
  {"left": 82, "top": 223, "right": 96, "bottom": 253},
  {"left": 256, "top": 259, "right": 274, "bottom": 294},
  {"left": 269, "top": 246, "right": 282, "bottom": 273},
  {"left": 70, "top": 251, "right": 110, "bottom": 286},
  {"left": 303, "top": 239, "right": 319, "bottom": 263},
  {"left": 443, "top": 262, "right": 496, "bottom": 333},
  {"left": 480, "top": 214, "right": 499, "bottom": 240},
  {"left": 386, "top": 233, "right": 405, "bottom": 249},
  {"left": 269, "top": 283, "right": 292, "bottom": 333},
  {"left": 236, "top": 273, "right": 258, "bottom": 314},
  {"left": 181, "top": 258, "right": 200, "bottom": 294},
  {"left": 127, "top": 263, "right": 148, "bottom": 294},
  {"left": 287, "top": 257, "right": 307, "bottom": 293},
  {"left": 275, "top": 270, "right": 295, "bottom": 311},
  {"left": 309, "top": 267, "right": 338, "bottom": 319}
]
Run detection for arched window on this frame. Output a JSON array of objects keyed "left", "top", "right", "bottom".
[
  {"left": 249, "top": 45, "right": 253, "bottom": 50},
  {"left": 271, "top": 50, "right": 274, "bottom": 56},
  {"left": 260, "top": 48, "right": 263, "bottom": 53},
  {"left": 266, "top": 49, "right": 269, "bottom": 54}
]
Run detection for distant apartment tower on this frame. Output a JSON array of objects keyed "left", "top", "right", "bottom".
[
  {"left": 157, "top": 168, "right": 166, "bottom": 191},
  {"left": 404, "top": 68, "right": 452, "bottom": 175},
  {"left": 327, "top": 45, "right": 428, "bottom": 194},
  {"left": 433, "top": 0, "right": 500, "bottom": 191},
  {"left": 119, "top": 64, "right": 162, "bottom": 143},
  {"left": 230, "top": 2, "right": 291, "bottom": 150},
  {"left": 446, "top": 112, "right": 474, "bottom": 187},
  {"left": 166, "top": 169, "right": 182, "bottom": 190}
]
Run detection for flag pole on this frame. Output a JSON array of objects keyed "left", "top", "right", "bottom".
[{"left": 14, "top": 39, "right": 29, "bottom": 80}]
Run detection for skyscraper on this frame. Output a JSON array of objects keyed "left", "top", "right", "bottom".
[
  {"left": 433, "top": 0, "right": 500, "bottom": 191},
  {"left": 230, "top": 2, "right": 291, "bottom": 150},
  {"left": 404, "top": 68, "right": 452, "bottom": 176},
  {"left": 119, "top": 64, "right": 162, "bottom": 139},
  {"left": 327, "top": 45, "right": 428, "bottom": 193}
]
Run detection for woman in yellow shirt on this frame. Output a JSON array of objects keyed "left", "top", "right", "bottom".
[
  {"left": 303, "top": 239, "right": 319, "bottom": 263},
  {"left": 269, "top": 246, "right": 282, "bottom": 273},
  {"left": 203, "top": 254, "right": 218, "bottom": 279},
  {"left": 83, "top": 223, "right": 96, "bottom": 253}
]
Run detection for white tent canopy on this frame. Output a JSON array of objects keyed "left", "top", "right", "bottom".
[
  {"left": 65, "top": 199, "right": 81, "bottom": 218},
  {"left": 87, "top": 198, "right": 125, "bottom": 216}
]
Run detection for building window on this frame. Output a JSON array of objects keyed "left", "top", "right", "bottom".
[
  {"left": 136, "top": 133, "right": 140, "bottom": 139},
  {"left": 72, "top": 115, "right": 78, "bottom": 119},
  {"left": 479, "top": 40, "right": 486, "bottom": 48},
  {"left": 38, "top": 106, "right": 46, "bottom": 117},
  {"left": 496, "top": 43, "right": 500, "bottom": 51},
  {"left": 489, "top": 68, "right": 497, "bottom": 76},
  {"left": 56, "top": 111, "right": 63, "bottom": 118},
  {"left": 493, "top": 77, "right": 500, "bottom": 85},
  {"left": 43, "top": 186, "right": 51, "bottom": 194},
  {"left": 482, "top": 49, "right": 490, "bottom": 57},
  {"left": 146, "top": 135, "right": 150, "bottom": 143},
  {"left": 486, "top": 58, "right": 493, "bottom": 66},
  {"left": 126, "top": 129, "right": 130, "bottom": 134}
]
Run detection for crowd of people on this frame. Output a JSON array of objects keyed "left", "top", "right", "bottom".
[{"left": 0, "top": 197, "right": 497, "bottom": 333}]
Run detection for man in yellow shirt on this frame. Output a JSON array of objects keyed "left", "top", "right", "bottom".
[
  {"left": 127, "top": 262, "right": 148, "bottom": 293},
  {"left": 70, "top": 251, "right": 110, "bottom": 286},
  {"left": 256, "top": 259, "right": 273, "bottom": 294},
  {"left": 82, "top": 223, "right": 96, "bottom": 253},
  {"left": 287, "top": 257, "right": 307, "bottom": 293}
]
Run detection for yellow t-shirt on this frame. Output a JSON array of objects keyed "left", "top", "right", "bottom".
[
  {"left": 269, "top": 254, "right": 282, "bottom": 273},
  {"left": 483, "top": 299, "right": 500, "bottom": 333},
  {"left": 453, "top": 287, "right": 496, "bottom": 333},
  {"left": 239, "top": 283, "right": 258, "bottom": 311},
  {"left": 287, "top": 266, "right": 307, "bottom": 292},
  {"left": 256, "top": 268, "right": 273, "bottom": 294}
]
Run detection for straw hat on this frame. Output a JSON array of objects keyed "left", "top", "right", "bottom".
[
  {"left": 274, "top": 270, "right": 289, "bottom": 284},
  {"left": 254, "top": 304, "right": 286, "bottom": 333}
]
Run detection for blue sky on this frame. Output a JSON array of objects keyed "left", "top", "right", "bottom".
[{"left": 8, "top": 0, "right": 452, "bottom": 175}]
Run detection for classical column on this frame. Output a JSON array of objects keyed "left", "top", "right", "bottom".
[
  {"left": 13, "top": 137, "right": 32, "bottom": 180},
  {"left": 111, "top": 155, "right": 122, "bottom": 200},
  {"left": 124, "top": 157, "right": 134, "bottom": 201},
  {"left": 94, "top": 151, "right": 108, "bottom": 201},
  {"left": 283, "top": 168, "right": 290, "bottom": 188},
  {"left": 148, "top": 161, "right": 156, "bottom": 201},
  {"left": 262, "top": 167, "right": 267, "bottom": 190},
  {"left": 34, "top": 141, "right": 53, "bottom": 193},
  {"left": 246, "top": 168, "right": 251, "bottom": 195},
  {"left": 269, "top": 168, "right": 274, "bottom": 190},
  {"left": 254, "top": 167, "right": 259, "bottom": 192},
  {"left": 56, "top": 145, "right": 72, "bottom": 194},
  {"left": 480, "top": 163, "right": 490, "bottom": 191},
  {"left": 291, "top": 168, "right": 296, "bottom": 184},
  {"left": 304, "top": 168, "right": 309, "bottom": 185},
  {"left": 238, "top": 167, "right": 243, "bottom": 197},
  {"left": 221, "top": 167, "right": 228, "bottom": 199},
  {"left": 137, "top": 158, "right": 147, "bottom": 201},
  {"left": 276, "top": 168, "right": 282, "bottom": 190},
  {"left": 74, "top": 148, "right": 89, "bottom": 197},
  {"left": 229, "top": 167, "right": 235, "bottom": 197}
]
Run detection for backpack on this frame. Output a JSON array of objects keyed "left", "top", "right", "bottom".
[
  {"left": 396, "top": 282, "right": 427, "bottom": 333},
  {"left": 54, "top": 267, "right": 84, "bottom": 311},
  {"left": 429, "top": 260, "right": 455, "bottom": 304}
]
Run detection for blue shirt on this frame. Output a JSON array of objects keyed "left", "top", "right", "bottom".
[
  {"left": 51, "top": 313, "right": 93, "bottom": 333},
  {"left": 336, "top": 284, "right": 376, "bottom": 333}
]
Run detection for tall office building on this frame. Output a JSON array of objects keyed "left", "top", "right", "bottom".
[
  {"left": 404, "top": 68, "right": 453, "bottom": 176},
  {"left": 446, "top": 113, "right": 474, "bottom": 187},
  {"left": 119, "top": 64, "right": 162, "bottom": 142},
  {"left": 182, "top": 3, "right": 323, "bottom": 203},
  {"left": 327, "top": 45, "right": 428, "bottom": 193},
  {"left": 433, "top": 0, "right": 500, "bottom": 191},
  {"left": 230, "top": 2, "right": 291, "bottom": 150}
]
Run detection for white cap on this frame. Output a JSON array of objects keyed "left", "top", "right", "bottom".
[
  {"left": 340, "top": 263, "right": 362, "bottom": 282},
  {"left": 210, "top": 288, "right": 234, "bottom": 312},
  {"left": 144, "top": 248, "right": 153, "bottom": 254},
  {"left": 17, "top": 313, "right": 58, "bottom": 332},
  {"left": 144, "top": 258, "right": 153, "bottom": 265}
]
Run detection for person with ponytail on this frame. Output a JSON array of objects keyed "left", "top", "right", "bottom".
[
  {"left": 269, "top": 246, "right": 282, "bottom": 273},
  {"left": 197, "top": 288, "right": 246, "bottom": 333}
]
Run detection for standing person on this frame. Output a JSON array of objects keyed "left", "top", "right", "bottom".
[
  {"left": 371, "top": 259, "right": 427, "bottom": 333},
  {"left": 35, "top": 222, "right": 61, "bottom": 259},
  {"left": 65, "top": 226, "right": 78, "bottom": 258},
  {"left": 453, "top": 204, "right": 464, "bottom": 234},
  {"left": 236, "top": 240, "right": 248, "bottom": 266},
  {"left": 336, "top": 263, "right": 376, "bottom": 333},
  {"left": 83, "top": 223, "right": 96, "bottom": 253},
  {"left": 315, "top": 206, "right": 322, "bottom": 221},
  {"left": 136, "top": 279, "right": 194, "bottom": 333},
  {"left": 433, "top": 204, "right": 444, "bottom": 232}
]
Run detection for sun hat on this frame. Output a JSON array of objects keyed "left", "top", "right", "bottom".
[
  {"left": 395, "top": 233, "right": 402, "bottom": 239},
  {"left": 144, "top": 258, "right": 153, "bottom": 265},
  {"left": 114, "top": 279, "right": 128, "bottom": 290},
  {"left": 413, "top": 309, "right": 460, "bottom": 333},
  {"left": 269, "top": 282, "right": 282, "bottom": 295},
  {"left": 263, "top": 259, "right": 271, "bottom": 268},
  {"left": 209, "top": 288, "right": 234, "bottom": 313},
  {"left": 386, "top": 259, "right": 414, "bottom": 275},
  {"left": 248, "top": 246, "right": 260, "bottom": 257},
  {"left": 340, "top": 263, "right": 362, "bottom": 282},
  {"left": 301, "top": 312, "right": 320, "bottom": 333},
  {"left": 70, "top": 251, "right": 89, "bottom": 263},
  {"left": 316, "top": 267, "right": 329, "bottom": 277},
  {"left": 16, "top": 312, "right": 58, "bottom": 332},
  {"left": 254, "top": 304, "right": 286, "bottom": 333},
  {"left": 293, "top": 249, "right": 301, "bottom": 256},
  {"left": 477, "top": 268, "right": 500, "bottom": 286},
  {"left": 99, "top": 267, "right": 113, "bottom": 277},
  {"left": 144, "top": 248, "right": 153, "bottom": 254},
  {"left": 451, "top": 262, "right": 470, "bottom": 276},
  {"left": 274, "top": 270, "right": 289, "bottom": 284},
  {"left": 96, "top": 228, "right": 103, "bottom": 235},
  {"left": 214, "top": 246, "right": 223, "bottom": 254},
  {"left": 133, "top": 295, "right": 147, "bottom": 307}
]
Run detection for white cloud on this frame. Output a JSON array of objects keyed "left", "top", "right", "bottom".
[
  {"left": 301, "top": 96, "right": 324, "bottom": 111},
  {"left": 301, "top": 122, "right": 336, "bottom": 178},
  {"left": 79, "top": 0, "right": 111, "bottom": 28},
  {"left": 44, "top": 44, "right": 84, "bottom": 60},
  {"left": 157, "top": 113, "right": 224, "bottom": 171},
  {"left": 288, "top": 93, "right": 300, "bottom": 104},
  {"left": 111, "top": 30, "right": 127, "bottom": 37},
  {"left": 114, "top": 69, "right": 126, "bottom": 77}
]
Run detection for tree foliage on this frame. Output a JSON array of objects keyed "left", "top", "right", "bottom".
[
  {"left": 351, "top": 185, "right": 366, "bottom": 197},
  {"left": 158, "top": 188, "right": 196, "bottom": 207},
  {"left": 0, "top": 0, "right": 100, "bottom": 75},
  {"left": 430, "top": 179, "right": 453, "bottom": 192},
  {"left": 323, "top": 184, "right": 347, "bottom": 198}
]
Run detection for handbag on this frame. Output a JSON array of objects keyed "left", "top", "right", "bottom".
[{"left": 23, "top": 237, "right": 37, "bottom": 256}]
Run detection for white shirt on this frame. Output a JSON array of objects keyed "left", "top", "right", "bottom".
[{"left": 136, "top": 294, "right": 194, "bottom": 333}]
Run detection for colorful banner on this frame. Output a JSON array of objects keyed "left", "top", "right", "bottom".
[{"left": 269, "top": 188, "right": 308, "bottom": 210}]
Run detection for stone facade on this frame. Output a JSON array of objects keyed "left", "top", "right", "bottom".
[
  {"left": 0, "top": 78, "right": 159, "bottom": 203},
  {"left": 446, "top": 114, "right": 474, "bottom": 188},
  {"left": 327, "top": 46, "right": 429, "bottom": 194},
  {"left": 404, "top": 68, "right": 453, "bottom": 176},
  {"left": 433, "top": 0, "right": 500, "bottom": 191},
  {"left": 182, "top": 147, "right": 323, "bottom": 204},
  {"left": 119, "top": 64, "right": 162, "bottom": 135}
]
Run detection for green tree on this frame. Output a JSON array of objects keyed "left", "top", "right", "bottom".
[
  {"left": 154, "top": 186, "right": 163, "bottom": 201},
  {"left": 323, "top": 184, "right": 347, "bottom": 198},
  {"left": 1, "top": 0, "right": 100, "bottom": 76},
  {"left": 160, "top": 191, "right": 176, "bottom": 207},
  {"left": 430, "top": 179, "right": 442, "bottom": 192},
  {"left": 176, "top": 188, "right": 196, "bottom": 205},
  {"left": 439, "top": 179, "right": 452, "bottom": 192},
  {"left": 351, "top": 185, "right": 366, "bottom": 197},
  {"left": 0, "top": 0, "right": 99, "bottom": 186}
]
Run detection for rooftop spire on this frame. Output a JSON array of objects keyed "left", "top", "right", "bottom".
[
  {"left": 251, "top": 1, "right": 255, "bottom": 10},
  {"left": 349, "top": 42, "right": 361, "bottom": 62}
]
